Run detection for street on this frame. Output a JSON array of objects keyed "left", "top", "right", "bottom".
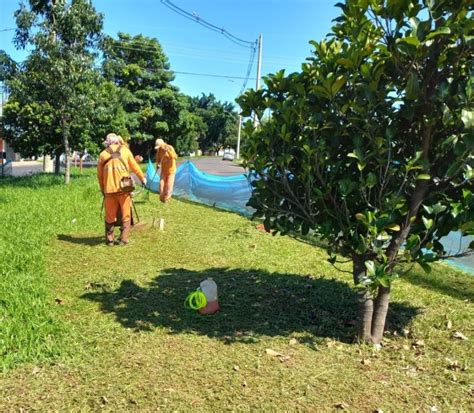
[
  {"left": 6, "top": 157, "right": 245, "bottom": 178},
  {"left": 177, "top": 157, "right": 245, "bottom": 176}
]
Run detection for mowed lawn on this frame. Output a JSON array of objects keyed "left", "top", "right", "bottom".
[{"left": 0, "top": 170, "right": 473, "bottom": 411}]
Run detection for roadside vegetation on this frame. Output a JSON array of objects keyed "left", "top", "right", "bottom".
[{"left": 0, "top": 171, "right": 472, "bottom": 410}]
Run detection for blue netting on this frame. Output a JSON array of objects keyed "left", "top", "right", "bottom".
[
  {"left": 145, "top": 160, "right": 473, "bottom": 274},
  {"left": 441, "top": 231, "right": 474, "bottom": 274},
  {"left": 146, "top": 160, "right": 254, "bottom": 216}
]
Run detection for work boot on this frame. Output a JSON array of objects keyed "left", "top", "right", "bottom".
[
  {"left": 119, "top": 220, "right": 131, "bottom": 245},
  {"left": 105, "top": 222, "right": 115, "bottom": 246}
]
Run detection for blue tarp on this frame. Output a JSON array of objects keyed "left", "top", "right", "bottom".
[
  {"left": 145, "top": 160, "right": 472, "bottom": 274},
  {"left": 146, "top": 160, "right": 254, "bottom": 216},
  {"left": 441, "top": 231, "right": 474, "bottom": 274}
]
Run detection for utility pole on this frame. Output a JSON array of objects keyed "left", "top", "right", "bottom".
[
  {"left": 255, "top": 34, "right": 263, "bottom": 92},
  {"left": 236, "top": 33, "right": 262, "bottom": 159},
  {"left": 236, "top": 115, "right": 242, "bottom": 159},
  {"left": 253, "top": 33, "right": 263, "bottom": 127}
]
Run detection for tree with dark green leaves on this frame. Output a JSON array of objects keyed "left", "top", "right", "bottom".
[
  {"left": 190, "top": 93, "right": 239, "bottom": 153},
  {"left": 4, "top": 64, "right": 126, "bottom": 163},
  {"left": 69, "top": 78, "right": 128, "bottom": 156},
  {"left": 102, "top": 33, "right": 200, "bottom": 156},
  {"left": 4, "top": 0, "right": 104, "bottom": 183},
  {"left": 0, "top": 51, "right": 17, "bottom": 82},
  {"left": 238, "top": 0, "right": 473, "bottom": 344}
]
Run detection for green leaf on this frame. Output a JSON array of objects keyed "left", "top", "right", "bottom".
[
  {"left": 331, "top": 75, "right": 346, "bottom": 96},
  {"left": 442, "top": 104, "right": 454, "bottom": 126},
  {"left": 397, "top": 36, "right": 420, "bottom": 46},
  {"left": 461, "top": 109, "right": 473, "bottom": 130},
  {"left": 464, "top": 164, "right": 473, "bottom": 180},
  {"left": 406, "top": 73, "right": 420, "bottom": 99},
  {"left": 422, "top": 217, "right": 433, "bottom": 229},
  {"left": 302, "top": 144, "right": 312, "bottom": 154},
  {"left": 406, "top": 234, "right": 420, "bottom": 250},
  {"left": 431, "top": 204, "right": 447, "bottom": 215},
  {"left": 409, "top": 17, "right": 419, "bottom": 32},
  {"left": 446, "top": 161, "right": 462, "bottom": 177},
  {"left": 425, "top": 27, "right": 451, "bottom": 40},
  {"left": 387, "top": 224, "right": 400, "bottom": 232},
  {"left": 416, "top": 174, "right": 431, "bottom": 180},
  {"left": 378, "top": 276, "right": 390, "bottom": 288},
  {"left": 312, "top": 85, "right": 330, "bottom": 98},
  {"left": 365, "top": 260, "right": 376, "bottom": 276},
  {"left": 460, "top": 221, "right": 474, "bottom": 231},
  {"left": 336, "top": 58, "right": 354, "bottom": 68},
  {"left": 366, "top": 172, "right": 377, "bottom": 188},
  {"left": 422, "top": 205, "right": 433, "bottom": 215}
]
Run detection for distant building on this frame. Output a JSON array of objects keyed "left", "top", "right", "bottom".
[{"left": 0, "top": 138, "right": 16, "bottom": 161}]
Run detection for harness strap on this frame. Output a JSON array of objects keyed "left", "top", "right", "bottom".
[{"left": 103, "top": 145, "right": 129, "bottom": 173}]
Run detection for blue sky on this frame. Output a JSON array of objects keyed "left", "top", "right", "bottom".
[{"left": 0, "top": 0, "right": 340, "bottom": 105}]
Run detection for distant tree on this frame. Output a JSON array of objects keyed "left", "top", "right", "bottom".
[
  {"left": 190, "top": 93, "right": 239, "bottom": 153},
  {"left": 69, "top": 79, "right": 128, "bottom": 157},
  {"left": 0, "top": 51, "right": 17, "bottom": 82},
  {"left": 4, "top": 0, "right": 104, "bottom": 183},
  {"left": 4, "top": 61, "right": 125, "bottom": 162},
  {"left": 102, "top": 33, "right": 200, "bottom": 155},
  {"left": 238, "top": 0, "right": 473, "bottom": 344},
  {"left": 173, "top": 108, "right": 205, "bottom": 155}
]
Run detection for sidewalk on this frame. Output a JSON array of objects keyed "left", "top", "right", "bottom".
[{"left": 10, "top": 161, "right": 43, "bottom": 177}]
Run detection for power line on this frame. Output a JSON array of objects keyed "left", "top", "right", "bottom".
[
  {"left": 160, "top": 0, "right": 256, "bottom": 49},
  {"left": 239, "top": 44, "right": 257, "bottom": 94},
  {"left": 175, "top": 70, "right": 256, "bottom": 81},
  {"left": 161, "top": 0, "right": 259, "bottom": 94},
  {"left": 108, "top": 40, "right": 257, "bottom": 65},
  {"left": 158, "top": 0, "right": 259, "bottom": 95},
  {"left": 97, "top": 60, "right": 255, "bottom": 81},
  {"left": 108, "top": 42, "right": 258, "bottom": 87}
]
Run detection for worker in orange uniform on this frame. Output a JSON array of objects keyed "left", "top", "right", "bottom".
[
  {"left": 97, "top": 133, "right": 147, "bottom": 246},
  {"left": 155, "top": 138, "right": 177, "bottom": 203}
]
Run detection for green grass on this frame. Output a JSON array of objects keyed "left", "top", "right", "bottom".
[{"left": 0, "top": 170, "right": 473, "bottom": 411}]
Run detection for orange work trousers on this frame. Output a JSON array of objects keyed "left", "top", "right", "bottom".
[
  {"left": 104, "top": 192, "right": 131, "bottom": 224},
  {"left": 159, "top": 173, "right": 175, "bottom": 203}
]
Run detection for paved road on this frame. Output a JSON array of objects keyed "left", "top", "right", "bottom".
[
  {"left": 178, "top": 157, "right": 245, "bottom": 176},
  {"left": 9, "top": 161, "right": 43, "bottom": 177},
  {"left": 7, "top": 157, "right": 244, "bottom": 177}
]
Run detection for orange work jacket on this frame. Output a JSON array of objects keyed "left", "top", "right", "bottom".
[
  {"left": 97, "top": 144, "right": 145, "bottom": 194},
  {"left": 156, "top": 144, "right": 178, "bottom": 175}
]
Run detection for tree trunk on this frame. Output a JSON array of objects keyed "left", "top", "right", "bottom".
[
  {"left": 353, "top": 255, "right": 390, "bottom": 344},
  {"left": 353, "top": 255, "right": 374, "bottom": 343},
  {"left": 54, "top": 152, "right": 61, "bottom": 174},
  {"left": 371, "top": 285, "right": 390, "bottom": 344},
  {"left": 64, "top": 142, "right": 71, "bottom": 185},
  {"left": 61, "top": 116, "right": 71, "bottom": 185}
]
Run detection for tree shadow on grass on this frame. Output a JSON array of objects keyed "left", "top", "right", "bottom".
[
  {"left": 403, "top": 268, "right": 474, "bottom": 302},
  {"left": 82, "top": 267, "right": 420, "bottom": 344},
  {"left": 57, "top": 234, "right": 104, "bottom": 246}
]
